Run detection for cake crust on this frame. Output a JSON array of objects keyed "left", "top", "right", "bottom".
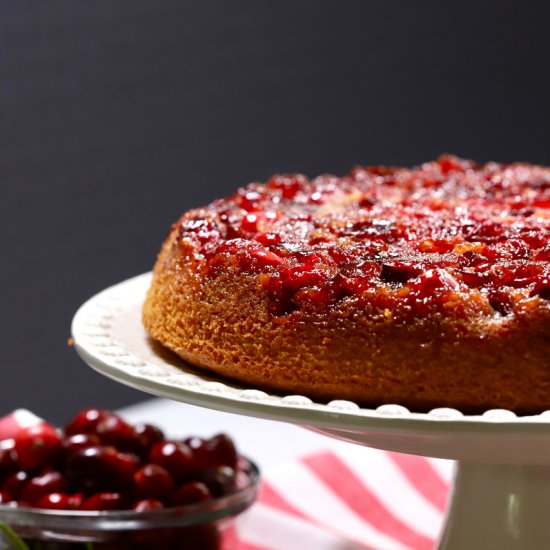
[{"left": 143, "top": 156, "right": 550, "bottom": 414}]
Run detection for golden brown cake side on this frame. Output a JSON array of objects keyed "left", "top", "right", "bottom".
[{"left": 143, "top": 156, "right": 550, "bottom": 414}]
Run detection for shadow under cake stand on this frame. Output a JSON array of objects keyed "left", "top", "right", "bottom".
[{"left": 72, "top": 273, "right": 550, "bottom": 550}]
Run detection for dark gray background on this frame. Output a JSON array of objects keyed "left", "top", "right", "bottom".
[{"left": 1, "top": 1, "right": 549, "bottom": 424}]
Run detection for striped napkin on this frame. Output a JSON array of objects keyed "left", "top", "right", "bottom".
[
  {"left": 0, "top": 409, "right": 44, "bottom": 443},
  {"left": 231, "top": 446, "right": 453, "bottom": 550}
]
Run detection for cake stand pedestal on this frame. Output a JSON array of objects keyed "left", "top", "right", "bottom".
[
  {"left": 439, "top": 462, "right": 550, "bottom": 548},
  {"left": 72, "top": 274, "right": 550, "bottom": 550}
]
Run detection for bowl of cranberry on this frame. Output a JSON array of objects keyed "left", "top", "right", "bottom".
[{"left": 0, "top": 408, "right": 260, "bottom": 549}]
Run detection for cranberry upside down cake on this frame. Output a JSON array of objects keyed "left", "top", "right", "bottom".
[{"left": 143, "top": 156, "right": 550, "bottom": 414}]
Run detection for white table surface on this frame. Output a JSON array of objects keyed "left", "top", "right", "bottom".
[{"left": 118, "top": 397, "right": 373, "bottom": 470}]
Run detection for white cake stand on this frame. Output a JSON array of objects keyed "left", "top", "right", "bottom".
[{"left": 72, "top": 273, "right": 550, "bottom": 550}]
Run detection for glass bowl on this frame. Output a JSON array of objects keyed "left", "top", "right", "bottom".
[{"left": 0, "top": 458, "right": 259, "bottom": 550}]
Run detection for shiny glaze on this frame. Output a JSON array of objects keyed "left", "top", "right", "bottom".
[{"left": 176, "top": 156, "right": 550, "bottom": 316}]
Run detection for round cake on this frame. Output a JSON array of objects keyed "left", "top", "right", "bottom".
[{"left": 143, "top": 155, "right": 550, "bottom": 414}]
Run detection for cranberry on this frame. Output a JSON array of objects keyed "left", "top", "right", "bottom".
[
  {"left": 3, "top": 471, "right": 29, "bottom": 499},
  {"left": 184, "top": 436, "right": 205, "bottom": 452},
  {"left": 280, "top": 265, "right": 331, "bottom": 292},
  {"left": 488, "top": 291, "right": 514, "bottom": 315},
  {"left": 485, "top": 239, "right": 531, "bottom": 261},
  {"left": 134, "top": 464, "right": 174, "bottom": 503},
  {"left": 400, "top": 269, "right": 461, "bottom": 314},
  {"left": 64, "top": 408, "right": 109, "bottom": 436},
  {"left": 249, "top": 248, "right": 284, "bottom": 267},
  {"left": 408, "top": 269, "right": 460, "bottom": 296},
  {"left": 241, "top": 212, "right": 261, "bottom": 233},
  {"left": 334, "top": 274, "right": 370, "bottom": 296},
  {"left": 20, "top": 471, "right": 67, "bottom": 505},
  {"left": 37, "top": 492, "right": 80, "bottom": 510},
  {"left": 68, "top": 493, "right": 84, "bottom": 508},
  {"left": 534, "top": 197, "right": 550, "bottom": 208},
  {"left": 380, "top": 262, "right": 422, "bottom": 284},
  {"left": 507, "top": 264, "right": 542, "bottom": 288},
  {"left": 0, "top": 447, "right": 17, "bottom": 481},
  {"left": 438, "top": 155, "right": 470, "bottom": 174},
  {"left": 172, "top": 482, "right": 212, "bottom": 506},
  {"left": 80, "top": 492, "right": 127, "bottom": 511},
  {"left": 67, "top": 446, "right": 136, "bottom": 493},
  {"left": 519, "top": 229, "right": 546, "bottom": 248},
  {"left": 12, "top": 424, "right": 62, "bottom": 472},
  {"left": 336, "top": 274, "right": 364, "bottom": 294},
  {"left": 132, "top": 498, "right": 164, "bottom": 511},
  {"left": 268, "top": 174, "right": 307, "bottom": 199},
  {"left": 193, "top": 433, "right": 237, "bottom": 470},
  {"left": 532, "top": 278, "right": 550, "bottom": 300},
  {"left": 461, "top": 267, "right": 491, "bottom": 288},
  {"left": 467, "top": 222, "right": 507, "bottom": 244},
  {"left": 197, "top": 466, "right": 236, "bottom": 498},
  {"left": 244, "top": 211, "right": 279, "bottom": 233},
  {"left": 292, "top": 285, "right": 335, "bottom": 310},
  {"left": 458, "top": 250, "right": 489, "bottom": 268},
  {"left": 255, "top": 232, "right": 282, "bottom": 247},
  {"left": 237, "top": 190, "right": 264, "bottom": 211},
  {"left": 417, "top": 238, "right": 456, "bottom": 253},
  {"left": 62, "top": 433, "right": 101, "bottom": 457},
  {"left": 535, "top": 246, "right": 550, "bottom": 261},
  {"left": 95, "top": 414, "right": 140, "bottom": 453},
  {"left": 149, "top": 441, "right": 193, "bottom": 484},
  {"left": 133, "top": 423, "right": 165, "bottom": 456},
  {"left": 359, "top": 197, "right": 375, "bottom": 208},
  {"left": 294, "top": 251, "right": 329, "bottom": 265}
]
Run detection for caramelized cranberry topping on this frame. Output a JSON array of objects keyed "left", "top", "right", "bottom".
[{"left": 175, "top": 156, "right": 550, "bottom": 317}]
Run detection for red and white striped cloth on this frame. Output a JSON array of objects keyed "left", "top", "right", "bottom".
[
  {"left": 232, "top": 446, "right": 453, "bottom": 550},
  {"left": 0, "top": 410, "right": 453, "bottom": 549},
  {"left": 0, "top": 409, "right": 44, "bottom": 443}
]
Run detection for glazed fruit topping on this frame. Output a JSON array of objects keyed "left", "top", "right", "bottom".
[{"left": 176, "top": 156, "right": 550, "bottom": 317}]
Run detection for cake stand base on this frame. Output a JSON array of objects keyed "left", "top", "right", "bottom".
[{"left": 438, "top": 462, "right": 550, "bottom": 549}]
